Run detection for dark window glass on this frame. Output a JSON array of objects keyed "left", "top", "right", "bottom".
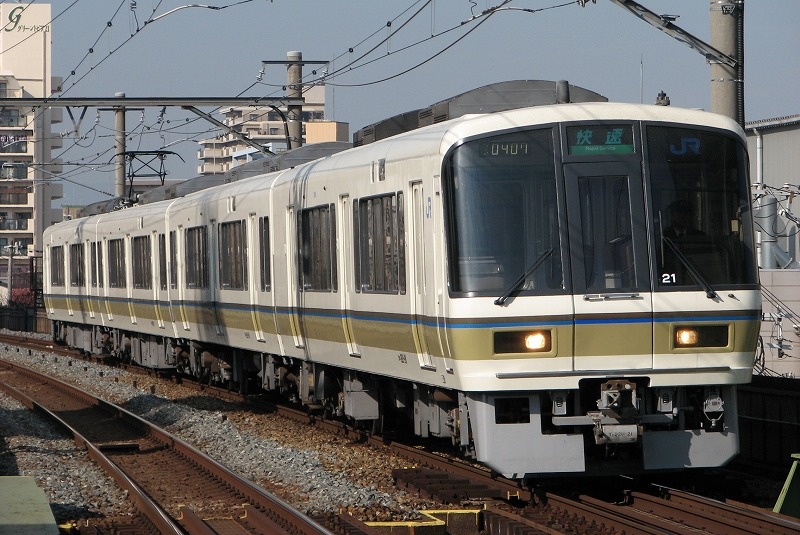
[
  {"left": 185, "top": 226, "right": 209, "bottom": 289},
  {"left": 108, "top": 239, "right": 126, "bottom": 289},
  {"left": 97, "top": 242, "right": 103, "bottom": 288},
  {"left": 0, "top": 186, "right": 28, "bottom": 204},
  {"left": 259, "top": 216, "right": 271, "bottom": 291},
  {"left": 169, "top": 231, "right": 177, "bottom": 289},
  {"left": 90, "top": 242, "right": 98, "bottom": 287},
  {"left": 299, "top": 204, "right": 337, "bottom": 292},
  {"left": 219, "top": 220, "right": 247, "bottom": 290},
  {"left": 355, "top": 193, "right": 406, "bottom": 294},
  {"left": 50, "top": 246, "right": 64, "bottom": 287},
  {"left": 647, "top": 126, "right": 757, "bottom": 288},
  {"left": 158, "top": 234, "right": 167, "bottom": 291},
  {"left": 132, "top": 236, "right": 152, "bottom": 290},
  {"left": 577, "top": 176, "right": 639, "bottom": 291},
  {"left": 69, "top": 243, "right": 85, "bottom": 287},
  {"left": 445, "top": 128, "right": 564, "bottom": 296}
]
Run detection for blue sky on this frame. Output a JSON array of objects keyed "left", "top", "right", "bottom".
[{"left": 29, "top": 0, "right": 800, "bottom": 205}]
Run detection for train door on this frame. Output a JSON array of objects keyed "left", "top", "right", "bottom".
[
  {"left": 86, "top": 239, "right": 95, "bottom": 319},
  {"left": 176, "top": 225, "right": 191, "bottom": 331},
  {"left": 153, "top": 231, "right": 165, "bottom": 329},
  {"left": 286, "top": 206, "right": 304, "bottom": 348},
  {"left": 564, "top": 162, "right": 653, "bottom": 371},
  {"left": 410, "top": 182, "right": 435, "bottom": 369},
  {"left": 248, "top": 213, "right": 267, "bottom": 342},
  {"left": 338, "top": 194, "right": 360, "bottom": 356}
]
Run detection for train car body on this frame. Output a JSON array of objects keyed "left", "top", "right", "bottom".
[{"left": 44, "top": 102, "right": 761, "bottom": 479}]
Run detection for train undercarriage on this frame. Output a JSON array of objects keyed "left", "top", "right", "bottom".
[{"left": 53, "top": 320, "right": 738, "bottom": 478}]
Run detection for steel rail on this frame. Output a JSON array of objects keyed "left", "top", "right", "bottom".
[
  {"left": 0, "top": 357, "right": 339, "bottom": 535},
  {"left": 0, "top": 360, "right": 182, "bottom": 534}
]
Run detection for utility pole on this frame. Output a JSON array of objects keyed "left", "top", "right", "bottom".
[
  {"left": 114, "top": 92, "right": 126, "bottom": 198},
  {"left": 710, "top": 0, "right": 744, "bottom": 126},
  {"left": 287, "top": 51, "right": 303, "bottom": 150},
  {"left": 602, "top": 0, "right": 743, "bottom": 126}
]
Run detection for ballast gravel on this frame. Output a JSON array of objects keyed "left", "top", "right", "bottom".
[{"left": 0, "top": 333, "right": 446, "bottom": 525}]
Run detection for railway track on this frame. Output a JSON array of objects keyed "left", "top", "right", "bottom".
[
  {"left": 2, "top": 332, "right": 797, "bottom": 534},
  {"left": 0, "top": 356, "right": 380, "bottom": 535}
]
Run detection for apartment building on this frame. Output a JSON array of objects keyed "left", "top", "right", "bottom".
[
  {"left": 197, "top": 84, "right": 349, "bottom": 175},
  {"left": 0, "top": 3, "right": 64, "bottom": 273}
]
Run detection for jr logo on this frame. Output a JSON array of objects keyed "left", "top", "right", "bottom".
[
  {"left": 4, "top": 6, "right": 23, "bottom": 32},
  {"left": 670, "top": 137, "right": 701, "bottom": 156}
]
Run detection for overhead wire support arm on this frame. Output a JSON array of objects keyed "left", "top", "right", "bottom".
[
  {"left": 598, "top": 0, "right": 737, "bottom": 68},
  {"left": 183, "top": 105, "right": 277, "bottom": 157}
]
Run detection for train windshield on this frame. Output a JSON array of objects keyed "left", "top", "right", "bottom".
[
  {"left": 647, "top": 126, "right": 758, "bottom": 289},
  {"left": 445, "top": 128, "right": 566, "bottom": 296}
]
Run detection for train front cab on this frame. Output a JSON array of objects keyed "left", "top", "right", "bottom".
[{"left": 443, "top": 115, "right": 761, "bottom": 477}]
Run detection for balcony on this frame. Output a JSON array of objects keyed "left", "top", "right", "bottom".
[
  {"left": 0, "top": 219, "right": 28, "bottom": 231},
  {"left": 0, "top": 135, "right": 28, "bottom": 154},
  {"left": 0, "top": 163, "right": 28, "bottom": 180},
  {"left": 0, "top": 186, "right": 29, "bottom": 205},
  {"left": 0, "top": 115, "right": 27, "bottom": 128},
  {"left": 0, "top": 88, "right": 22, "bottom": 98},
  {"left": 198, "top": 148, "right": 224, "bottom": 159}
]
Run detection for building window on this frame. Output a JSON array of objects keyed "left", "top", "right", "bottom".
[
  {"left": 185, "top": 225, "right": 209, "bottom": 289},
  {"left": 219, "top": 220, "right": 247, "bottom": 290},
  {"left": 69, "top": 243, "right": 85, "bottom": 287},
  {"left": 249, "top": 114, "right": 260, "bottom": 121},
  {"left": 269, "top": 128, "right": 279, "bottom": 136},
  {"left": 50, "top": 246, "right": 65, "bottom": 287},
  {"left": 108, "top": 239, "right": 126, "bottom": 288},
  {"left": 354, "top": 193, "right": 406, "bottom": 294},
  {"left": 0, "top": 109, "right": 21, "bottom": 127},
  {"left": 259, "top": 216, "right": 270, "bottom": 291},
  {"left": 299, "top": 204, "right": 337, "bottom": 292},
  {"left": 0, "top": 186, "right": 28, "bottom": 204},
  {"left": 132, "top": 235, "right": 152, "bottom": 289}
]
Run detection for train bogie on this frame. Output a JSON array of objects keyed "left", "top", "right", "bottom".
[{"left": 44, "top": 102, "right": 761, "bottom": 478}]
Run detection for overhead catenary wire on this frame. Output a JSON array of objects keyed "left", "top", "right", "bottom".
[{"left": 35, "top": 0, "right": 578, "bottom": 196}]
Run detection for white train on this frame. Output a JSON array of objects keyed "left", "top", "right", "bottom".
[{"left": 44, "top": 100, "right": 761, "bottom": 478}]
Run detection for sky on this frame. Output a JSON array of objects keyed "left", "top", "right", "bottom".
[{"left": 15, "top": 0, "right": 800, "bottom": 206}]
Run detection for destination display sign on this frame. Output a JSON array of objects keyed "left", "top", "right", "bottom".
[{"left": 567, "top": 125, "right": 635, "bottom": 155}]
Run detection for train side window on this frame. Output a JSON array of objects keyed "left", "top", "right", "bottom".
[
  {"left": 355, "top": 192, "right": 406, "bottom": 294},
  {"left": 185, "top": 225, "right": 209, "bottom": 289},
  {"left": 353, "top": 200, "right": 360, "bottom": 292},
  {"left": 69, "top": 243, "right": 85, "bottom": 287},
  {"left": 158, "top": 234, "right": 167, "bottom": 291},
  {"left": 259, "top": 216, "right": 271, "bottom": 291},
  {"left": 299, "top": 204, "right": 337, "bottom": 292},
  {"left": 169, "top": 231, "right": 177, "bottom": 289},
  {"left": 90, "top": 242, "right": 97, "bottom": 287},
  {"left": 132, "top": 235, "right": 152, "bottom": 290},
  {"left": 219, "top": 220, "right": 247, "bottom": 291},
  {"left": 96, "top": 241, "right": 103, "bottom": 288},
  {"left": 50, "top": 245, "right": 65, "bottom": 287},
  {"left": 108, "top": 238, "right": 126, "bottom": 289}
]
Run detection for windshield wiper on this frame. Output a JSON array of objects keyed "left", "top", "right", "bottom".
[
  {"left": 662, "top": 236, "right": 718, "bottom": 299},
  {"left": 494, "top": 248, "right": 554, "bottom": 306}
]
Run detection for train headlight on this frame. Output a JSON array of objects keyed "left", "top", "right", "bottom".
[
  {"left": 673, "top": 325, "right": 730, "bottom": 348},
  {"left": 494, "top": 330, "right": 552, "bottom": 354},
  {"left": 525, "top": 332, "right": 548, "bottom": 350},
  {"left": 676, "top": 328, "right": 698, "bottom": 346}
]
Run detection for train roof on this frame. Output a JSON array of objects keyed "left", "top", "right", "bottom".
[{"left": 45, "top": 101, "right": 744, "bottom": 238}]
